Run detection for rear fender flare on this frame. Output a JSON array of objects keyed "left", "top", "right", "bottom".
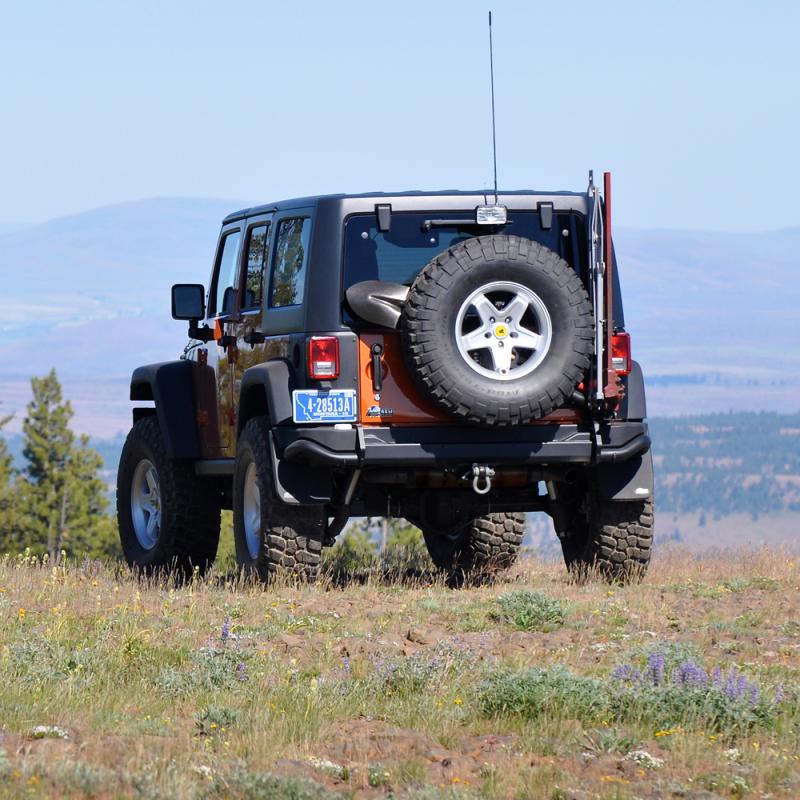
[
  {"left": 237, "top": 360, "right": 295, "bottom": 434},
  {"left": 620, "top": 360, "right": 647, "bottom": 421},
  {"left": 596, "top": 448, "right": 654, "bottom": 502}
]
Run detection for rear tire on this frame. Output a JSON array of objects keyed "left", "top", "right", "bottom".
[
  {"left": 233, "top": 417, "right": 324, "bottom": 582},
  {"left": 117, "top": 416, "right": 220, "bottom": 576},
  {"left": 558, "top": 494, "right": 654, "bottom": 583},
  {"left": 422, "top": 512, "right": 525, "bottom": 575}
]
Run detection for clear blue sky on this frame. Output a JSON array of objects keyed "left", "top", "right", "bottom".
[{"left": 1, "top": 0, "right": 797, "bottom": 231}]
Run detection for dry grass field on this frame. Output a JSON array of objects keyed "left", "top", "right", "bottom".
[{"left": 0, "top": 546, "right": 798, "bottom": 799}]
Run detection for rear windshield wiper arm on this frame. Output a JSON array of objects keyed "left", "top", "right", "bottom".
[{"left": 421, "top": 219, "right": 511, "bottom": 231}]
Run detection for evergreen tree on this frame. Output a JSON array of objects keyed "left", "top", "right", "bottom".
[
  {"left": 17, "top": 369, "right": 116, "bottom": 560},
  {"left": 0, "top": 411, "right": 16, "bottom": 541}
]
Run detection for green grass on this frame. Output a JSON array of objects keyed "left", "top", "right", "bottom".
[
  {"left": 0, "top": 547, "right": 798, "bottom": 798},
  {"left": 492, "top": 589, "right": 567, "bottom": 632}
]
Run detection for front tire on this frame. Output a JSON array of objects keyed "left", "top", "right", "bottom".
[
  {"left": 422, "top": 512, "right": 525, "bottom": 575},
  {"left": 117, "top": 416, "right": 220, "bottom": 575},
  {"left": 233, "top": 417, "right": 324, "bottom": 582}
]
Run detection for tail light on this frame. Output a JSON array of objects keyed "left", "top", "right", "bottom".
[
  {"left": 611, "top": 332, "right": 631, "bottom": 376},
  {"left": 307, "top": 336, "right": 340, "bottom": 379}
]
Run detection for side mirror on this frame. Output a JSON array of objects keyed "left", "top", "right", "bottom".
[{"left": 171, "top": 284, "right": 205, "bottom": 321}]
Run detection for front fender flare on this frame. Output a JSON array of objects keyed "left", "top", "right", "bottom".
[{"left": 130, "top": 361, "right": 200, "bottom": 459}]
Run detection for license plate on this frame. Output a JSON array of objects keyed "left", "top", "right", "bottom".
[{"left": 292, "top": 390, "right": 357, "bottom": 423}]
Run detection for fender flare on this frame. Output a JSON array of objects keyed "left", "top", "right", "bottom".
[
  {"left": 620, "top": 360, "right": 647, "bottom": 421},
  {"left": 130, "top": 361, "right": 200, "bottom": 459},
  {"left": 237, "top": 359, "right": 295, "bottom": 434},
  {"left": 237, "top": 361, "right": 332, "bottom": 504},
  {"left": 596, "top": 448, "right": 654, "bottom": 502}
]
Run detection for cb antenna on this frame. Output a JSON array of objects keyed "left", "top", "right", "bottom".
[{"left": 488, "top": 11, "right": 499, "bottom": 203}]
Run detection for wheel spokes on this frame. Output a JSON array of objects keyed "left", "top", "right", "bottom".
[
  {"left": 472, "top": 293, "right": 499, "bottom": 326},
  {"left": 145, "top": 508, "right": 159, "bottom": 537},
  {"left": 489, "top": 340, "right": 513, "bottom": 373},
  {"left": 454, "top": 281, "right": 553, "bottom": 381},
  {"left": 131, "top": 459, "right": 161, "bottom": 549},
  {"left": 145, "top": 468, "right": 158, "bottom": 496},
  {"left": 502, "top": 293, "right": 528, "bottom": 324},
  {"left": 461, "top": 327, "right": 493, "bottom": 352},
  {"left": 512, "top": 325, "right": 543, "bottom": 351}
]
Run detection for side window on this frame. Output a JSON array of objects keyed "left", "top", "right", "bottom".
[
  {"left": 243, "top": 224, "right": 269, "bottom": 309},
  {"left": 270, "top": 217, "right": 310, "bottom": 308},
  {"left": 211, "top": 230, "right": 242, "bottom": 317}
]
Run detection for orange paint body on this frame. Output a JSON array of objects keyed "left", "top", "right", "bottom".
[{"left": 357, "top": 332, "right": 582, "bottom": 426}]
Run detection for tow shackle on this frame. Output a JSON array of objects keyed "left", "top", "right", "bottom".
[{"left": 470, "top": 463, "right": 495, "bottom": 495}]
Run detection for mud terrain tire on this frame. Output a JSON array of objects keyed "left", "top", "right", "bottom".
[
  {"left": 402, "top": 235, "right": 593, "bottom": 425},
  {"left": 422, "top": 512, "right": 525, "bottom": 574},
  {"left": 117, "top": 416, "right": 220, "bottom": 575},
  {"left": 233, "top": 417, "right": 324, "bottom": 583},
  {"left": 559, "top": 496, "right": 653, "bottom": 584}
]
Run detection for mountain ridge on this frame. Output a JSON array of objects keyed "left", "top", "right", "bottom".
[{"left": 1, "top": 197, "right": 797, "bottom": 435}]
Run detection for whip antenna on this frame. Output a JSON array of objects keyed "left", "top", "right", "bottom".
[{"left": 488, "top": 11, "right": 499, "bottom": 203}]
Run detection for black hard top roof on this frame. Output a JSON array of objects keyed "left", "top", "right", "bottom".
[{"left": 222, "top": 188, "right": 586, "bottom": 224}]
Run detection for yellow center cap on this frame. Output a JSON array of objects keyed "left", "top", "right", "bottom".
[{"left": 494, "top": 323, "right": 509, "bottom": 339}]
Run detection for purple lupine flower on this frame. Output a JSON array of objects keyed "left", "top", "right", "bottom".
[
  {"left": 722, "top": 667, "right": 756, "bottom": 703},
  {"left": 611, "top": 664, "right": 642, "bottom": 683},
  {"left": 711, "top": 666, "right": 722, "bottom": 686},
  {"left": 237, "top": 661, "right": 248, "bottom": 682},
  {"left": 673, "top": 660, "right": 709, "bottom": 688},
  {"left": 774, "top": 684, "right": 785, "bottom": 704},
  {"left": 221, "top": 618, "right": 231, "bottom": 643},
  {"left": 723, "top": 667, "right": 740, "bottom": 700},
  {"left": 737, "top": 674, "right": 749, "bottom": 700},
  {"left": 647, "top": 651, "right": 666, "bottom": 686},
  {"left": 749, "top": 683, "right": 760, "bottom": 708}
]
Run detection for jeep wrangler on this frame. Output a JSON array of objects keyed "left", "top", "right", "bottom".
[{"left": 117, "top": 173, "right": 654, "bottom": 583}]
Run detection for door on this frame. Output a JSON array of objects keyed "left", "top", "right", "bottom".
[
  {"left": 231, "top": 214, "right": 309, "bottom": 420},
  {"left": 206, "top": 224, "right": 242, "bottom": 455},
  {"left": 230, "top": 215, "right": 273, "bottom": 416}
]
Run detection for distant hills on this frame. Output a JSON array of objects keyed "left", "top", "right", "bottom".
[{"left": 1, "top": 197, "right": 798, "bottom": 435}]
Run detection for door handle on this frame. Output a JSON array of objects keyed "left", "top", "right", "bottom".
[{"left": 370, "top": 343, "right": 384, "bottom": 393}]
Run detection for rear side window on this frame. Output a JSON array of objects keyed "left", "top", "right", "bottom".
[
  {"left": 211, "top": 230, "right": 242, "bottom": 316},
  {"left": 270, "top": 217, "right": 310, "bottom": 308},
  {"left": 243, "top": 224, "right": 269, "bottom": 309}
]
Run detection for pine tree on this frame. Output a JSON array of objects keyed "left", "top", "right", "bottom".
[
  {"left": 0, "top": 410, "right": 16, "bottom": 542},
  {"left": 17, "top": 369, "right": 115, "bottom": 560}
]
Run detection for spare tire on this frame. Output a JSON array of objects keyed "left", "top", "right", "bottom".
[{"left": 401, "top": 234, "right": 594, "bottom": 425}]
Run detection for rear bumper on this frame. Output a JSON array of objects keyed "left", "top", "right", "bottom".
[{"left": 274, "top": 422, "right": 650, "bottom": 469}]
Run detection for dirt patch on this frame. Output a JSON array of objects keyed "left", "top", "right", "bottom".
[{"left": 319, "top": 717, "right": 522, "bottom": 790}]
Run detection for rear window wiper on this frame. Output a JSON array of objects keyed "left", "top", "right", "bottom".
[{"left": 421, "top": 219, "right": 512, "bottom": 231}]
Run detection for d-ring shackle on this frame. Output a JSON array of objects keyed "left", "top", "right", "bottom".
[{"left": 471, "top": 463, "right": 495, "bottom": 495}]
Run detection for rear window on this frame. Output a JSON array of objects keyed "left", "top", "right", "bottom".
[{"left": 343, "top": 211, "right": 586, "bottom": 289}]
